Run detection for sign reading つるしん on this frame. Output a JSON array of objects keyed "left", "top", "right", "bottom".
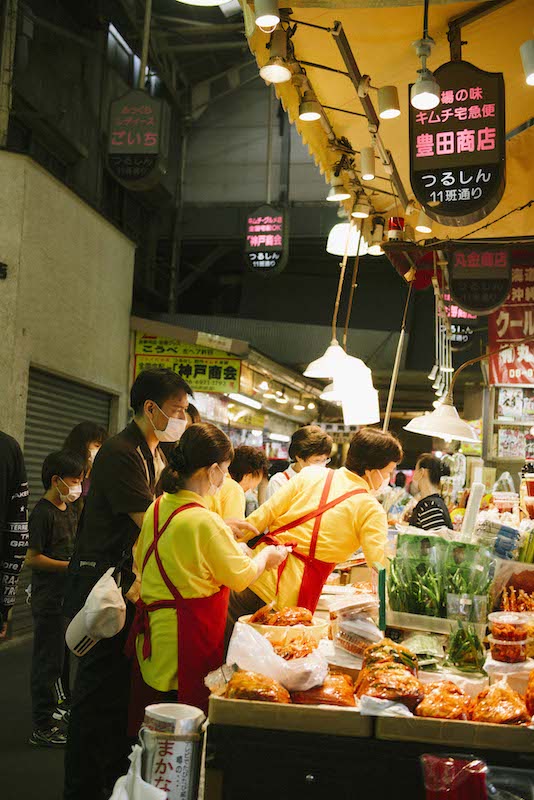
[
  {"left": 245, "top": 204, "right": 288, "bottom": 275},
  {"left": 108, "top": 90, "right": 168, "bottom": 190},
  {"left": 409, "top": 60, "right": 505, "bottom": 226},
  {"left": 134, "top": 333, "right": 241, "bottom": 394},
  {"left": 443, "top": 292, "right": 477, "bottom": 352},
  {"left": 448, "top": 245, "right": 511, "bottom": 316},
  {"left": 489, "top": 267, "right": 534, "bottom": 385}
]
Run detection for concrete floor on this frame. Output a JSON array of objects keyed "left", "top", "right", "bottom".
[{"left": 0, "top": 636, "right": 64, "bottom": 800}]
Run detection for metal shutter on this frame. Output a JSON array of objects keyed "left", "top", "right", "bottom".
[{"left": 11, "top": 369, "right": 111, "bottom": 639}]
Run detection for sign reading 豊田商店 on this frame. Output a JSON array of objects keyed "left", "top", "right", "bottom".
[
  {"left": 245, "top": 204, "right": 289, "bottom": 275},
  {"left": 409, "top": 60, "right": 505, "bottom": 226},
  {"left": 134, "top": 333, "right": 241, "bottom": 394}
]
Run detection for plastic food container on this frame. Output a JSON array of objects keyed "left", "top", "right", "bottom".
[
  {"left": 488, "top": 612, "right": 528, "bottom": 641},
  {"left": 488, "top": 635, "right": 530, "bottom": 663},
  {"left": 238, "top": 614, "right": 329, "bottom": 645}
]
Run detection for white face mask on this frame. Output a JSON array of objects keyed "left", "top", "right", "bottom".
[
  {"left": 369, "top": 468, "right": 389, "bottom": 497},
  {"left": 150, "top": 403, "right": 187, "bottom": 443},
  {"left": 58, "top": 478, "right": 82, "bottom": 504},
  {"left": 208, "top": 464, "right": 225, "bottom": 496},
  {"left": 88, "top": 447, "right": 99, "bottom": 466}
]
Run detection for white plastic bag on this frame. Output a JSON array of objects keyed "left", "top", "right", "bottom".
[
  {"left": 359, "top": 696, "right": 414, "bottom": 718},
  {"left": 108, "top": 745, "right": 166, "bottom": 800},
  {"left": 226, "top": 622, "right": 328, "bottom": 692}
]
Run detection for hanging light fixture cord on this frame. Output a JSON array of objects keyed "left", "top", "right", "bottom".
[
  {"left": 331, "top": 220, "right": 353, "bottom": 343},
  {"left": 342, "top": 218, "right": 364, "bottom": 350},
  {"left": 382, "top": 279, "right": 414, "bottom": 431}
]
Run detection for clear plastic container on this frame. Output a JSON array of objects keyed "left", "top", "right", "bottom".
[
  {"left": 488, "top": 635, "right": 530, "bottom": 663},
  {"left": 488, "top": 612, "right": 529, "bottom": 641}
]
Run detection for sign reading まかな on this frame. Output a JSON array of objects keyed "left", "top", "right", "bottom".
[
  {"left": 409, "top": 60, "right": 505, "bottom": 226},
  {"left": 245, "top": 204, "right": 288, "bottom": 275},
  {"left": 134, "top": 333, "right": 241, "bottom": 394}
]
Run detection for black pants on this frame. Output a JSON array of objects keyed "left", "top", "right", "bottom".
[
  {"left": 31, "top": 613, "right": 70, "bottom": 729},
  {"left": 63, "top": 574, "right": 135, "bottom": 800},
  {"left": 225, "top": 587, "right": 266, "bottom": 650}
]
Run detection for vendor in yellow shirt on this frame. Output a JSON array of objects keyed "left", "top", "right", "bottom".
[
  {"left": 127, "top": 423, "right": 288, "bottom": 727},
  {"left": 228, "top": 428, "right": 403, "bottom": 626},
  {"left": 205, "top": 445, "right": 270, "bottom": 519}
]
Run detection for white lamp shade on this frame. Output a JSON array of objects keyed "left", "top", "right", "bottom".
[
  {"left": 378, "top": 85, "right": 401, "bottom": 119},
  {"left": 259, "top": 60, "right": 291, "bottom": 84},
  {"left": 521, "top": 40, "right": 534, "bottom": 86},
  {"left": 299, "top": 92, "right": 321, "bottom": 121},
  {"left": 360, "top": 147, "right": 375, "bottom": 181},
  {"left": 411, "top": 70, "right": 441, "bottom": 110},
  {"left": 332, "top": 358, "right": 379, "bottom": 424},
  {"left": 303, "top": 340, "right": 347, "bottom": 379},
  {"left": 403, "top": 402, "right": 479, "bottom": 443},
  {"left": 342, "top": 389, "right": 380, "bottom": 425},
  {"left": 326, "top": 223, "right": 368, "bottom": 256},
  {"left": 416, "top": 210, "right": 433, "bottom": 234},
  {"left": 254, "top": 0, "right": 280, "bottom": 31},
  {"left": 320, "top": 382, "right": 342, "bottom": 403}
]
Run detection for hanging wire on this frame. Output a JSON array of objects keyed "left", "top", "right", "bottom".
[
  {"left": 431, "top": 199, "right": 534, "bottom": 247},
  {"left": 331, "top": 220, "right": 353, "bottom": 342},
  {"left": 342, "top": 218, "right": 364, "bottom": 350}
]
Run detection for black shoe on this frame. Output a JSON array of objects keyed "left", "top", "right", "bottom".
[{"left": 29, "top": 726, "right": 67, "bottom": 748}]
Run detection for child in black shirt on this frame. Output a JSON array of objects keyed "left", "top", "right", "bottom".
[{"left": 27, "top": 450, "right": 84, "bottom": 748}]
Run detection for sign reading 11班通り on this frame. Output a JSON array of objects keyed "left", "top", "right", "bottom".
[
  {"left": 409, "top": 60, "right": 505, "bottom": 226},
  {"left": 245, "top": 204, "right": 288, "bottom": 275}
]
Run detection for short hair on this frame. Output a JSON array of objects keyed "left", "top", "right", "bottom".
[
  {"left": 416, "top": 453, "right": 450, "bottom": 486},
  {"left": 161, "top": 423, "right": 234, "bottom": 494},
  {"left": 395, "top": 471, "right": 407, "bottom": 489},
  {"left": 345, "top": 428, "right": 403, "bottom": 475},
  {"left": 185, "top": 403, "right": 201, "bottom": 425},
  {"left": 42, "top": 450, "right": 85, "bottom": 490},
  {"left": 229, "top": 446, "right": 270, "bottom": 484},
  {"left": 63, "top": 422, "right": 108, "bottom": 469},
  {"left": 130, "top": 369, "right": 193, "bottom": 415},
  {"left": 288, "top": 426, "right": 332, "bottom": 462}
]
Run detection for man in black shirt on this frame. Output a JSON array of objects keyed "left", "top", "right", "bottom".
[
  {"left": 64, "top": 369, "right": 192, "bottom": 800},
  {"left": 0, "top": 430, "right": 29, "bottom": 641}
]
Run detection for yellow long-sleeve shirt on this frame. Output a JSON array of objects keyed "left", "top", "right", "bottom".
[
  {"left": 204, "top": 475, "right": 246, "bottom": 520},
  {"left": 245, "top": 466, "right": 387, "bottom": 609}
]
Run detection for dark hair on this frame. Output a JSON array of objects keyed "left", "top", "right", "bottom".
[
  {"left": 63, "top": 421, "right": 108, "bottom": 470},
  {"left": 186, "top": 403, "right": 201, "bottom": 425},
  {"left": 229, "top": 446, "right": 270, "bottom": 484},
  {"left": 160, "top": 423, "right": 233, "bottom": 494},
  {"left": 130, "top": 368, "right": 193, "bottom": 415},
  {"left": 345, "top": 428, "right": 403, "bottom": 475},
  {"left": 416, "top": 453, "right": 450, "bottom": 486},
  {"left": 395, "top": 471, "right": 407, "bottom": 489},
  {"left": 288, "top": 425, "right": 333, "bottom": 462},
  {"left": 42, "top": 450, "right": 85, "bottom": 490}
]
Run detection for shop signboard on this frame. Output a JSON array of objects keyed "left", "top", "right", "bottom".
[
  {"left": 409, "top": 60, "right": 505, "bottom": 226},
  {"left": 134, "top": 333, "right": 241, "bottom": 394},
  {"left": 489, "top": 266, "right": 534, "bottom": 385},
  {"left": 108, "top": 90, "right": 168, "bottom": 190},
  {"left": 447, "top": 244, "right": 511, "bottom": 316},
  {"left": 245, "top": 204, "right": 288, "bottom": 275},
  {"left": 443, "top": 292, "right": 477, "bottom": 352}
]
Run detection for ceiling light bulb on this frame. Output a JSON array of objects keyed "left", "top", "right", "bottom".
[
  {"left": 351, "top": 201, "right": 370, "bottom": 219},
  {"left": 299, "top": 91, "right": 321, "bottom": 122},
  {"left": 411, "top": 68, "right": 441, "bottom": 110},
  {"left": 228, "top": 392, "right": 262, "bottom": 410},
  {"left": 326, "top": 222, "right": 368, "bottom": 256},
  {"left": 428, "top": 364, "right": 438, "bottom": 381},
  {"left": 416, "top": 210, "right": 433, "bottom": 234},
  {"left": 259, "top": 29, "right": 291, "bottom": 84},
  {"left": 263, "top": 391, "right": 276, "bottom": 399},
  {"left": 520, "top": 40, "right": 534, "bottom": 86},
  {"left": 360, "top": 147, "right": 375, "bottom": 181},
  {"left": 378, "top": 85, "right": 401, "bottom": 119},
  {"left": 252, "top": 429, "right": 263, "bottom": 437},
  {"left": 254, "top": 0, "right": 280, "bottom": 33},
  {"left": 294, "top": 403, "right": 305, "bottom": 411},
  {"left": 259, "top": 380, "right": 270, "bottom": 391},
  {"left": 326, "top": 177, "right": 351, "bottom": 202},
  {"left": 368, "top": 216, "right": 385, "bottom": 255},
  {"left": 307, "top": 402, "right": 316, "bottom": 410}
]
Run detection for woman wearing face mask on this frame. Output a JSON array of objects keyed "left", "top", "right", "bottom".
[
  {"left": 266, "top": 426, "right": 333, "bottom": 500},
  {"left": 63, "top": 421, "right": 108, "bottom": 515},
  {"left": 126, "top": 423, "right": 288, "bottom": 727},
  {"left": 227, "top": 428, "right": 403, "bottom": 628},
  {"left": 409, "top": 453, "right": 452, "bottom": 531}
]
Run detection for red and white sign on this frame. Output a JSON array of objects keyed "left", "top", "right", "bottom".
[{"left": 489, "top": 266, "right": 534, "bottom": 385}]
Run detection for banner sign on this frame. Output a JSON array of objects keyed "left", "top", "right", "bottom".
[
  {"left": 448, "top": 244, "right": 511, "bottom": 315},
  {"left": 409, "top": 60, "right": 505, "bottom": 226},
  {"left": 489, "top": 266, "right": 534, "bottom": 385},
  {"left": 245, "top": 204, "right": 289, "bottom": 275},
  {"left": 444, "top": 292, "right": 477, "bottom": 352},
  {"left": 134, "top": 333, "right": 241, "bottom": 394}
]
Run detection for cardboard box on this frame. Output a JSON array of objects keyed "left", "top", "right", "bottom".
[
  {"left": 209, "top": 695, "right": 372, "bottom": 738},
  {"left": 375, "top": 715, "right": 534, "bottom": 753}
]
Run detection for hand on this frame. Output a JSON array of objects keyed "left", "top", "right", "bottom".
[
  {"left": 225, "top": 519, "right": 260, "bottom": 542},
  {"left": 0, "top": 621, "right": 7, "bottom": 641},
  {"left": 264, "top": 545, "right": 290, "bottom": 571}
]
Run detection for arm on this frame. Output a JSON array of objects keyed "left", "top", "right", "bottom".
[
  {"left": 128, "top": 511, "right": 146, "bottom": 530},
  {"left": 240, "top": 477, "right": 300, "bottom": 542},
  {"left": 357, "top": 500, "right": 388, "bottom": 570},
  {"left": 26, "top": 549, "right": 69, "bottom": 573},
  {"left": 0, "top": 438, "right": 28, "bottom": 640},
  {"left": 205, "top": 522, "right": 288, "bottom": 593}
]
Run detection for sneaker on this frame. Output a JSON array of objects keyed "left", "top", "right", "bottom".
[{"left": 29, "top": 726, "right": 67, "bottom": 748}]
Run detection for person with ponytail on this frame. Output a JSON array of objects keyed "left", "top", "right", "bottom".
[
  {"left": 409, "top": 453, "right": 453, "bottom": 531},
  {"left": 127, "top": 423, "right": 289, "bottom": 727}
]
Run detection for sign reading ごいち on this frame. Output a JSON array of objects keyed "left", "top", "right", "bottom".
[{"left": 245, "top": 204, "right": 289, "bottom": 275}]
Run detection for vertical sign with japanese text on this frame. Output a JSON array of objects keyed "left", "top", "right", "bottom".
[
  {"left": 448, "top": 245, "right": 511, "bottom": 315},
  {"left": 443, "top": 292, "right": 477, "bottom": 351},
  {"left": 108, "top": 89, "right": 167, "bottom": 190},
  {"left": 489, "top": 266, "right": 534, "bottom": 385},
  {"left": 245, "top": 204, "right": 288, "bottom": 275},
  {"left": 409, "top": 60, "right": 505, "bottom": 226}
]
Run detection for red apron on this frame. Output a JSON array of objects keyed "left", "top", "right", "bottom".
[
  {"left": 126, "top": 497, "right": 230, "bottom": 723},
  {"left": 283, "top": 470, "right": 291, "bottom": 481},
  {"left": 254, "top": 470, "right": 367, "bottom": 613}
]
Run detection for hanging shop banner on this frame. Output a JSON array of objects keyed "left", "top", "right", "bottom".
[
  {"left": 447, "top": 244, "right": 511, "bottom": 315},
  {"left": 409, "top": 60, "right": 505, "bottom": 226},
  {"left": 134, "top": 333, "right": 241, "bottom": 394},
  {"left": 245, "top": 204, "right": 289, "bottom": 276},
  {"left": 489, "top": 266, "right": 534, "bottom": 385},
  {"left": 108, "top": 90, "right": 168, "bottom": 190}
]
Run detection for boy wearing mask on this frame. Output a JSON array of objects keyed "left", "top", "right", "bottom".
[{"left": 26, "top": 450, "right": 85, "bottom": 747}]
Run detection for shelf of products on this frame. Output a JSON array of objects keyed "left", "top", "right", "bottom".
[{"left": 489, "top": 387, "right": 534, "bottom": 461}]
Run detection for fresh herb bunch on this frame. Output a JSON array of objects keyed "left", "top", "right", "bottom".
[
  {"left": 447, "top": 621, "right": 486, "bottom": 672},
  {"left": 388, "top": 558, "right": 445, "bottom": 617}
]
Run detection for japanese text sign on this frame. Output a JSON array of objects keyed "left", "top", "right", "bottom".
[
  {"left": 108, "top": 89, "right": 167, "bottom": 190},
  {"left": 489, "top": 266, "right": 534, "bottom": 385},
  {"left": 409, "top": 60, "right": 505, "bottom": 226},
  {"left": 443, "top": 292, "right": 477, "bottom": 351},
  {"left": 134, "top": 333, "right": 241, "bottom": 394},
  {"left": 245, "top": 204, "right": 288, "bottom": 275},
  {"left": 448, "top": 245, "right": 511, "bottom": 315}
]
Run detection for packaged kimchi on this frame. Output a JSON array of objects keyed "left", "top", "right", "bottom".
[
  {"left": 249, "top": 604, "right": 313, "bottom": 627},
  {"left": 470, "top": 681, "right": 530, "bottom": 725},
  {"left": 525, "top": 670, "right": 534, "bottom": 717},
  {"left": 415, "top": 681, "right": 472, "bottom": 721},
  {"left": 291, "top": 673, "right": 356, "bottom": 707},
  {"left": 355, "top": 663, "right": 425, "bottom": 712},
  {"left": 361, "top": 638, "right": 419, "bottom": 675},
  {"left": 273, "top": 636, "right": 317, "bottom": 661},
  {"left": 224, "top": 671, "right": 291, "bottom": 704}
]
